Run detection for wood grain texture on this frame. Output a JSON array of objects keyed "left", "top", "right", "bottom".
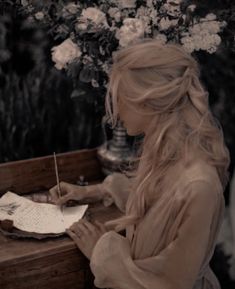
[
  {"left": 0, "top": 148, "right": 104, "bottom": 195},
  {"left": 0, "top": 249, "right": 88, "bottom": 289}
]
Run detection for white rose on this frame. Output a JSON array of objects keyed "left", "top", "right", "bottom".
[
  {"left": 51, "top": 39, "right": 82, "bottom": 70},
  {"left": 62, "top": 3, "right": 79, "bottom": 15},
  {"left": 116, "top": 18, "right": 145, "bottom": 47},
  {"left": 117, "top": 0, "right": 137, "bottom": 9},
  {"left": 35, "top": 12, "right": 44, "bottom": 20},
  {"left": 75, "top": 20, "right": 88, "bottom": 31},
  {"left": 159, "top": 17, "right": 172, "bottom": 31},
  {"left": 108, "top": 7, "right": 121, "bottom": 22},
  {"left": 81, "top": 7, "right": 108, "bottom": 26}
]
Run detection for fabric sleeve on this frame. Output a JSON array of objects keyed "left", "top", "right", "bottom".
[
  {"left": 90, "top": 180, "right": 221, "bottom": 289},
  {"left": 101, "top": 173, "right": 132, "bottom": 213}
]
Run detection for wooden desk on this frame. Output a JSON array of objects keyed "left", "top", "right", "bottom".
[{"left": 0, "top": 149, "right": 122, "bottom": 289}]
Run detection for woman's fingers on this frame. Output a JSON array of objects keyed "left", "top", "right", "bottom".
[
  {"left": 49, "top": 182, "right": 67, "bottom": 203},
  {"left": 70, "top": 219, "right": 105, "bottom": 237},
  {"left": 80, "top": 219, "right": 97, "bottom": 233},
  {"left": 49, "top": 185, "right": 59, "bottom": 203},
  {"left": 70, "top": 220, "right": 94, "bottom": 234},
  {"left": 56, "top": 193, "right": 75, "bottom": 205},
  {"left": 66, "top": 229, "right": 82, "bottom": 244},
  {"left": 49, "top": 182, "right": 79, "bottom": 205},
  {"left": 73, "top": 223, "right": 88, "bottom": 236}
]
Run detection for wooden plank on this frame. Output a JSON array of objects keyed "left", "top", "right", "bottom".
[
  {"left": 0, "top": 203, "right": 122, "bottom": 267},
  {"left": 0, "top": 262, "right": 87, "bottom": 289},
  {"left": 0, "top": 149, "right": 104, "bottom": 195},
  {"left": 0, "top": 249, "right": 88, "bottom": 289}
]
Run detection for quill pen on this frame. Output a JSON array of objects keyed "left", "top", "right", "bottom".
[{"left": 53, "top": 152, "right": 63, "bottom": 212}]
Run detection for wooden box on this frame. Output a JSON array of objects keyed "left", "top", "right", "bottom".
[{"left": 0, "top": 149, "right": 122, "bottom": 289}]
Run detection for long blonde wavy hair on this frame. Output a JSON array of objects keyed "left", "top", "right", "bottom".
[{"left": 104, "top": 39, "right": 230, "bottom": 232}]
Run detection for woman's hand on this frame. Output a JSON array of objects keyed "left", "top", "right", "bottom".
[
  {"left": 49, "top": 181, "right": 102, "bottom": 206},
  {"left": 66, "top": 219, "right": 108, "bottom": 260},
  {"left": 49, "top": 181, "right": 86, "bottom": 205}
]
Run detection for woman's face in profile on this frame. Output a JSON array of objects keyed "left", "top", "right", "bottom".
[{"left": 117, "top": 96, "right": 152, "bottom": 136}]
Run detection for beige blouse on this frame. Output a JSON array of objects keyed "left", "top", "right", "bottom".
[{"left": 90, "top": 159, "right": 225, "bottom": 289}]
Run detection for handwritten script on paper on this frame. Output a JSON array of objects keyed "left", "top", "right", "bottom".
[{"left": 0, "top": 192, "right": 88, "bottom": 234}]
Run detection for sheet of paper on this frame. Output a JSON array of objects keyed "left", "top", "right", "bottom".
[
  {"left": 0, "top": 192, "right": 88, "bottom": 234},
  {"left": 62, "top": 205, "right": 88, "bottom": 229}
]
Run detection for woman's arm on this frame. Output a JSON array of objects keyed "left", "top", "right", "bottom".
[{"left": 50, "top": 173, "right": 132, "bottom": 209}]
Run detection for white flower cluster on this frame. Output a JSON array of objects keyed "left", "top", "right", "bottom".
[
  {"left": 39, "top": 0, "right": 226, "bottom": 81},
  {"left": 181, "top": 13, "right": 225, "bottom": 54}
]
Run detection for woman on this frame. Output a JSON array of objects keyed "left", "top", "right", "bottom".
[{"left": 50, "top": 39, "right": 230, "bottom": 289}]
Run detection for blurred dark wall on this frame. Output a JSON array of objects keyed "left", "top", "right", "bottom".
[{"left": 0, "top": 3, "right": 104, "bottom": 163}]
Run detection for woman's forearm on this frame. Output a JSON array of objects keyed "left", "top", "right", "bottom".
[{"left": 82, "top": 183, "right": 106, "bottom": 203}]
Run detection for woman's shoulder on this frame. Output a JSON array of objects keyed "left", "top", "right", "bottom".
[
  {"left": 183, "top": 158, "right": 216, "bottom": 179},
  {"left": 165, "top": 160, "right": 224, "bottom": 220},
  {"left": 175, "top": 158, "right": 223, "bottom": 198}
]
